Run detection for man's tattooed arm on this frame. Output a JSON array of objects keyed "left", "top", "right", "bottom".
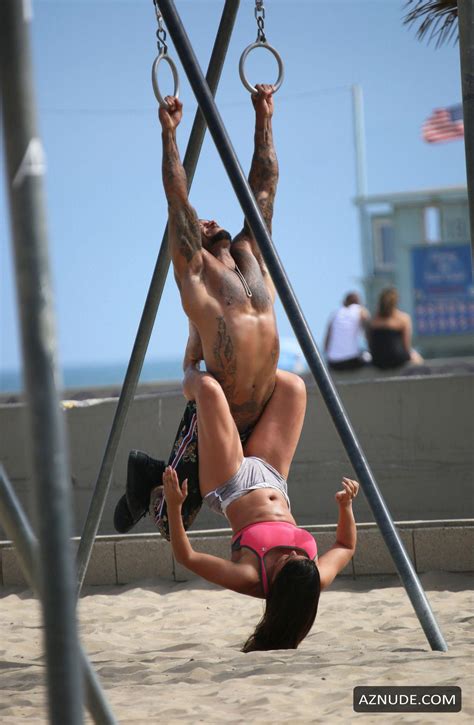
[
  {"left": 162, "top": 128, "right": 202, "bottom": 275},
  {"left": 245, "top": 116, "right": 279, "bottom": 235},
  {"left": 162, "top": 127, "right": 188, "bottom": 205},
  {"left": 234, "top": 87, "right": 278, "bottom": 293}
]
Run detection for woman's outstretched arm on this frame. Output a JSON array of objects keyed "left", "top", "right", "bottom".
[
  {"left": 317, "top": 477, "right": 359, "bottom": 590},
  {"left": 163, "top": 467, "right": 259, "bottom": 595}
]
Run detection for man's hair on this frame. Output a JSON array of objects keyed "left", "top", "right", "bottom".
[
  {"left": 378, "top": 287, "right": 398, "bottom": 318},
  {"left": 241, "top": 558, "right": 321, "bottom": 652},
  {"left": 344, "top": 292, "right": 360, "bottom": 307}
]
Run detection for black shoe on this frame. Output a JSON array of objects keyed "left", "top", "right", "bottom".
[
  {"left": 126, "top": 450, "right": 166, "bottom": 522},
  {"left": 113, "top": 494, "right": 136, "bottom": 534}
]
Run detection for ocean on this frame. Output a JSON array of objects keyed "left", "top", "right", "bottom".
[
  {"left": 0, "top": 341, "right": 308, "bottom": 395},
  {"left": 0, "top": 357, "right": 184, "bottom": 394}
]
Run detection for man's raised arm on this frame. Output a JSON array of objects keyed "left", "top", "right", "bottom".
[
  {"left": 236, "top": 84, "right": 279, "bottom": 249},
  {"left": 159, "top": 96, "right": 202, "bottom": 278}
]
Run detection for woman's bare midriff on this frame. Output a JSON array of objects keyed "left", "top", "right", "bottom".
[
  {"left": 226, "top": 489, "right": 305, "bottom": 598},
  {"left": 225, "top": 488, "right": 296, "bottom": 534}
]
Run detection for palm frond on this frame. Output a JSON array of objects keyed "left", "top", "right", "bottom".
[{"left": 403, "top": 0, "right": 458, "bottom": 47}]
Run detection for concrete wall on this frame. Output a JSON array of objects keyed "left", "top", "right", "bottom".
[
  {"left": 0, "top": 374, "right": 472, "bottom": 538},
  {"left": 1, "top": 521, "right": 472, "bottom": 588}
]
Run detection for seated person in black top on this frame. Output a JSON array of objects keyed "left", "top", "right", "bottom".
[{"left": 369, "top": 287, "right": 423, "bottom": 370}]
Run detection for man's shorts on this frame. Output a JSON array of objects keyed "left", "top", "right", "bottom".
[{"left": 153, "top": 401, "right": 252, "bottom": 540}]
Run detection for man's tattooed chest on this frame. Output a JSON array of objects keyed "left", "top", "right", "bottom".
[{"left": 216, "top": 265, "right": 270, "bottom": 311}]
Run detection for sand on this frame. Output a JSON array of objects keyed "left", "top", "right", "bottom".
[{"left": 0, "top": 572, "right": 472, "bottom": 724}]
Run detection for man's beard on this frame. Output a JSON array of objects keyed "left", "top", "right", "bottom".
[{"left": 209, "top": 229, "right": 232, "bottom": 245}]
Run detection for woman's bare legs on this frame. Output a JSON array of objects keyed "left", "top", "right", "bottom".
[
  {"left": 243, "top": 369, "right": 306, "bottom": 479},
  {"left": 183, "top": 367, "right": 244, "bottom": 497}
]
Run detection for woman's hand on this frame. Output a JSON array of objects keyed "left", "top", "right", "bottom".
[
  {"left": 335, "top": 477, "right": 359, "bottom": 507},
  {"left": 163, "top": 466, "right": 188, "bottom": 509}
]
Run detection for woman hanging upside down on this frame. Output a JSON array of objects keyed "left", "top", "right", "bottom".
[{"left": 162, "top": 365, "right": 359, "bottom": 652}]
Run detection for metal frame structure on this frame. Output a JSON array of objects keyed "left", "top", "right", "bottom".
[
  {"left": 0, "top": 0, "right": 239, "bottom": 721},
  {"left": 76, "top": 0, "right": 240, "bottom": 592},
  {"left": 1, "top": 0, "right": 457, "bottom": 720},
  {"left": 0, "top": 2, "right": 84, "bottom": 722},
  {"left": 0, "top": 467, "right": 117, "bottom": 724},
  {"left": 155, "top": 0, "right": 448, "bottom": 653}
]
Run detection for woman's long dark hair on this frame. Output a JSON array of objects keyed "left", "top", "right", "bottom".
[
  {"left": 378, "top": 287, "right": 398, "bottom": 318},
  {"left": 241, "top": 558, "right": 321, "bottom": 652}
]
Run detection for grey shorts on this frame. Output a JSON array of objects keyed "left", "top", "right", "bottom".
[{"left": 204, "top": 456, "right": 291, "bottom": 516}]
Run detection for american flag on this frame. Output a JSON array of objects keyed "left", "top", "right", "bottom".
[{"left": 422, "top": 104, "right": 464, "bottom": 143}]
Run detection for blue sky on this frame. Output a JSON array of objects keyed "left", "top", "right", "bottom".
[{"left": 1, "top": 0, "right": 466, "bottom": 375}]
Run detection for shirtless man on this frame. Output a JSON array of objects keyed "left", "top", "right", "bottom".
[
  {"left": 163, "top": 85, "right": 279, "bottom": 431},
  {"left": 114, "top": 84, "right": 290, "bottom": 536}
]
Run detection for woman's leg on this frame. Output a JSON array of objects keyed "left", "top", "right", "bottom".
[
  {"left": 243, "top": 369, "right": 306, "bottom": 479},
  {"left": 410, "top": 349, "right": 424, "bottom": 364},
  {"left": 184, "top": 367, "right": 244, "bottom": 497}
]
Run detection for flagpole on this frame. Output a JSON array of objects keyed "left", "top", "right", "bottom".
[
  {"left": 351, "top": 84, "right": 372, "bottom": 290},
  {"left": 458, "top": 0, "right": 474, "bottom": 257},
  {"left": 352, "top": 84, "right": 368, "bottom": 198}
]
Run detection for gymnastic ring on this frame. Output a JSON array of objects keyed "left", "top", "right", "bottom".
[
  {"left": 152, "top": 53, "right": 180, "bottom": 108},
  {"left": 239, "top": 41, "right": 284, "bottom": 95}
]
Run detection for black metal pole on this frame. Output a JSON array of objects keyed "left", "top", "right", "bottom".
[
  {"left": 458, "top": 0, "right": 474, "bottom": 255},
  {"left": 0, "top": 1, "right": 84, "bottom": 722},
  {"left": 157, "top": 0, "right": 448, "bottom": 652},
  {"left": 76, "top": 0, "right": 240, "bottom": 592},
  {"left": 0, "top": 467, "right": 117, "bottom": 725}
]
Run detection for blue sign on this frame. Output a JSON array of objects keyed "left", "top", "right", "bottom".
[{"left": 412, "top": 244, "right": 474, "bottom": 336}]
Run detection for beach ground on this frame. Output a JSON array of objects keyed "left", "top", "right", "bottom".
[{"left": 0, "top": 571, "right": 472, "bottom": 723}]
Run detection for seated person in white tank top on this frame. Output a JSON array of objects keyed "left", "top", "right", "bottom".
[{"left": 324, "top": 292, "right": 370, "bottom": 371}]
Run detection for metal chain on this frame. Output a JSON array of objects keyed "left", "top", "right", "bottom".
[
  {"left": 153, "top": 0, "right": 168, "bottom": 55},
  {"left": 255, "top": 0, "right": 266, "bottom": 43}
]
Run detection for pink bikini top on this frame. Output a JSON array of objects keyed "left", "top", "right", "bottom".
[{"left": 231, "top": 521, "right": 318, "bottom": 597}]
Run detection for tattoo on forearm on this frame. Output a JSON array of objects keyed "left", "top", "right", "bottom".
[
  {"left": 162, "top": 132, "right": 201, "bottom": 263},
  {"left": 162, "top": 131, "right": 188, "bottom": 202},
  {"left": 248, "top": 123, "right": 279, "bottom": 230}
]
